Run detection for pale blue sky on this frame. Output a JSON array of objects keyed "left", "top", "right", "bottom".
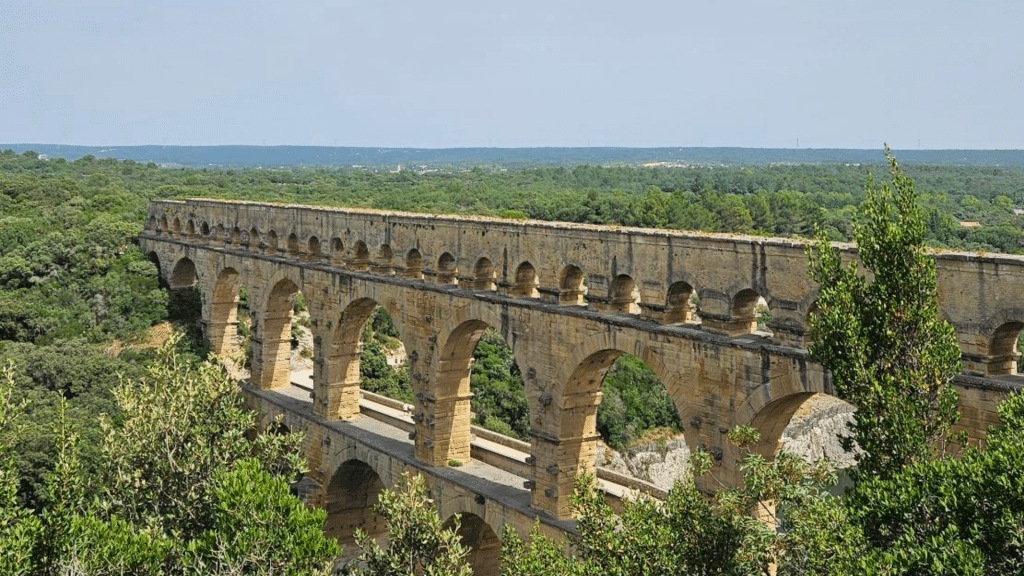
[{"left": 2, "top": 0, "right": 1021, "bottom": 149}]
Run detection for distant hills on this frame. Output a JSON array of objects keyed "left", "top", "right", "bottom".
[{"left": 4, "top": 144, "right": 1024, "bottom": 169}]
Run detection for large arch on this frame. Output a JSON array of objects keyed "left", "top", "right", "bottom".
[
  {"left": 318, "top": 297, "right": 386, "bottom": 419},
  {"left": 252, "top": 275, "right": 301, "bottom": 390},
  {"left": 207, "top": 267, "right": 241, "bottom": 357},
  {"left": 976, "top": 309, "right": 1024, "bottom": 376},
  {"left": 169, "top": 257, "right": 198, "bottom": 289},
  {"left": 426, "top": 306, "right": 532, "bottom": 467},
  {"left": 989, "top": 321, "right": 1024, "bottom": 376},
  {"left": 747, "top": 392, "right": 858, "bottom": 481},
  {"left": 546, "top": 334, "right": 683, "bottom": 517},
  {"left": 443, "top": 513, "right": 500, "bottom": 576},
  {"left": 323, "top": 459, "right": 387, "bottom": 548}
]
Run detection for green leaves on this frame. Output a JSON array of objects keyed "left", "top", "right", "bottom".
[
  {"left": 808, "top": 147, "right": 962, "bottom": 481},
  {"left": 352, "top": 473, "right": 472, "bottom": 576}
]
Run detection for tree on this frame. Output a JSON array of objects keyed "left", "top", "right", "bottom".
[
  {"left": 502, "top": 429, "right": 863, "bottom": 576},
  {"left": 807, "top": 147, "right": 962, "bottom": 481},
  {"left": 0, "top": 364, "right": 42, "bottom": 576},
  {"left": 350, "top": 472, "right": 471, "bottom": 576},
  {"left": 0, "top": 334, "right": 341, "bottom": 575}
]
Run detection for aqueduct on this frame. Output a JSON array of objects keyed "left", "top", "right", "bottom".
[{"left": 141, "top": 198, "right": 1020, "bottom": 558}]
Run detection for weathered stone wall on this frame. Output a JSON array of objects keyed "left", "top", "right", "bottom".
[
  {"left": 141, "top": 199, "right": 1021, "bottom": 519},
  {"left": 244, "top": 386, "right": 570, "bottom": 566}
]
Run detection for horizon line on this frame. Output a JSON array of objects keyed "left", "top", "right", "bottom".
[{"left": 4, "top": 143, "right": 1024, "bottom": 152}]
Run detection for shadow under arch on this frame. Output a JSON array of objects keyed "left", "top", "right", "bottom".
[
  {"left": 472, "top": 257, "right": 496, "bottom": 291},
  {"left": 609, "top": 274, "right": 641, "bottom": 314},
  {"left": 443, "top": 512, "right": 501, "bottom": 576},
  {"left": 324, "top": 459, "right": 387, "bottom": 549},
  {"left": 403, "top": 248, "right": 424, "bottom": 279},
  {"left": 169, "top": 256, "right": 198, "bottom": 289}
]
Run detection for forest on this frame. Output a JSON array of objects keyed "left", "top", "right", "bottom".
[{"left": 2, "top": 148, "right": 1024, "bottom": 574}]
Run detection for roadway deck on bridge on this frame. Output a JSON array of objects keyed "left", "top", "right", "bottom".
[{"left": 249, "top": 379, "right": 582, "bottom": 534}]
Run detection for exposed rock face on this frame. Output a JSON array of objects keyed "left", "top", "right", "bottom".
[
  {"left": 597, "top": 395, "right": 858, "bottom": 491},
  {"left": 597, "top": 437, "right": 691, "bottom": 491},
  {"left": 779, "top": 394, "right": 859, "bottom": 469}
]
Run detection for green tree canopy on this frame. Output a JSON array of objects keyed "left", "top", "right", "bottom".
[{"left": 807, "top": 148, "right": 962, "bottom": 481}]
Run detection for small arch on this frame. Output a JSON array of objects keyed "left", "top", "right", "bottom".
[
  {"left": 287, "top": 233, "right": 300, "bottom": 257},
  {"left": 559, "top": 265, "right": 587, "bottom": 305},
  {"left": 173, "top": 217, "right": 182, "bottom": 234},
  {"left": 186, "top": 220, "right": 196, "bottom": 236},
  {"left": 472, "top": 257, "right": 496, "bottom": 291},
  {"left": 511, "top": 262, "right": 539, "bottom": 298},
  {"left": 200, "top": 221, "right": 211, "bottom": 237},
  {"left": 212, "top": 223, "right": 224, "bottom": 244},
  {"left": 249, "top": 227, "right": 261, "bottom": 252},
  {"left": 377, "top": 244, "right": 395, "bottom": 275},
  {"left": 307, "top": 236, "right": 321, "bottom": 260},
  {"left": 730, "top": 288, "right": 770, "bottom": 335},
  {"left": 324, "top": 460, "right": 387, "bottom": 548},
  {"left": 330, "top": 237, "right": 344, "bottom": 266},
  {"left": 159, "top": 215, "right": 169, "bottom": 235},
  {"left": 403, "top": 249, "right": 424, "bottom": 280},
  {"left": 266, "top": 230, "right": 279, "bottom": 255},
  {"left": 229, "top": 226, "right": 241, "bottom": 247},
  {"left": 436, "top": 252, "right": 458, "bottom": 285},
  {"left": 664, "top": 282, "right": 694, "bottom": 324},
  {"left": 169, "top": 257, "right": 198, "bottom": 289},
  {"left": 350, "top": 240, "right": 370, "bottom": 270},
  {"left": 989, "top": 321, "right": 1024, "bottom": 376},
  {"left": 609, "top": 274, "right": 641, "bottom": 314},
  {"left": 802, "top": 300, "right": 821, "bottom": 348},
  {"left": 443, "top": 513, "right": 501, "bottom": 576},
  {"left": 146, "top": 215, "right": 156, "bottom": 231}
]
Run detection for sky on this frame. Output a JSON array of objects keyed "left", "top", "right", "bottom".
[{"left": 2, "top": 0, "right": 1022, "bottom": 149}]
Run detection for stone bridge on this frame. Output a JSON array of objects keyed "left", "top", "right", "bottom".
[{"left": 140, "top": 198, "right": 1020, "bottom": 552}]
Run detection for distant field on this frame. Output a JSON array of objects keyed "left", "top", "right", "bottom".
[{"left": 4, "top": 144, "right": 1024, "bottom": 169}]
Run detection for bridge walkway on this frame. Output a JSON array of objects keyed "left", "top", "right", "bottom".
[{"left": 245, "top": 371, "right": 666, "bottom": 538}]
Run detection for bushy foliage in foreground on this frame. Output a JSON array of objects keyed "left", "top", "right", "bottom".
[
  {"left": 349, "top": 473, "right": 471, "bottom": 576},
  {"left": 0, "top": 335, "right": 340, "bottom": 575}
]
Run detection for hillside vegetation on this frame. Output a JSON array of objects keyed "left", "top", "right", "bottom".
[{"left": 3, "top": 148, "right": 1024, "bottom": 574}]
